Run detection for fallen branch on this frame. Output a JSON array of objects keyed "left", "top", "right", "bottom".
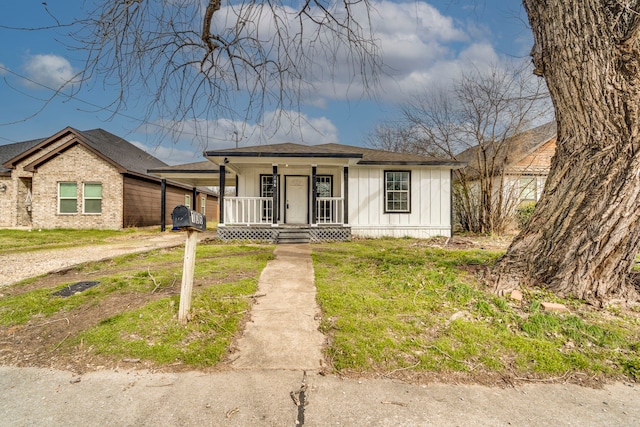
[
  {"left": 149, "top": 267, "right": 160, "bottom": 293},
  {"left": 383, "top": 360, "right": 421, "bottom": 378},
  {"left": 50, "top": 333, "right": 71, "bottom": 352},
  {"left": 426, "top": 345, "right": 477, "bottom": 371},
  {"left": 30, "top": 317, "right": 70, "bottom": 328},
  {"left": 514, "top": 371, "right": 570, "bottom": 383}
]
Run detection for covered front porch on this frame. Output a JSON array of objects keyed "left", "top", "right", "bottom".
[
  {"left": 215, "top": 157, "right": 353, "bottom": 242},
  {"left": 149, "top": 144, "right": 362, "bottom": 242}
]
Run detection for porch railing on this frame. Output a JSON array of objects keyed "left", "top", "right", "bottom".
[
  {"left": 316, "top": 197, "right": 344, "bottom": 224},
  {"left": 223, "top": 196, "right": 345, "bottom": 225},
  {"left": 224, "top": 197, "right": 273, "bottom": 225}
]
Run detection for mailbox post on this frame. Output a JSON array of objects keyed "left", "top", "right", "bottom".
[{"left": 171, "top": 205, "right": 206, "bottom": 325}]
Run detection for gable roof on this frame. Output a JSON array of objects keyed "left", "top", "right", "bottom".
[
  {"left": 205, "top": 142, "right": 464, "bottom": 166},
  {"left": 2, "top": 127, "right": 168, "bottom": 176},
  {"left": 456, "top": 121, "right": 557, "bottom": 174},
  {"left": 0, "top": 137, "right": 45, "bottom": 175}
]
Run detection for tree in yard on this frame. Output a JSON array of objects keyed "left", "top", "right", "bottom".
[
  {"left": 368, "top": 62, "right": 551, "bottom": 234},
  {"left": 32, "top": 0, "right": 381, "bottom": 141},
  {"left": 491, "top": 1, "right": 640, "bottom": 304}
]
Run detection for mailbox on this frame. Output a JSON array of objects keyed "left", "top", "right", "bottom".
[{"left": 171, "top": 205, "right": 206, "bottom": 232}]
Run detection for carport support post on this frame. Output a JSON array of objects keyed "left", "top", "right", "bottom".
[
  {"left": 160, "top": 179, "right": 166, "bottom": 232},
  {"left": 178, "top": 230, "right": 198, "bottom": 325}
]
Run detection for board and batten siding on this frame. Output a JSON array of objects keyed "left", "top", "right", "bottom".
[
  {"left": 123, "top": 176, "right": 166, "bottom": 227},
  {"left": 124, "top": 176, "right": 218, "bottom": 227},
  {"left": 348, "top": 166, "right": 452, "bottom": 238}
]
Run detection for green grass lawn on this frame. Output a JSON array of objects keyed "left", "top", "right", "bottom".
[
  {"left": 2, "top": 231, "right": 639, "bottom": 382},
  {"left": 313, "top": 239, "right": 640, "bottom": 381},
  {"left": 0, "top": 240, "right": 274, "bottom": 368},
  {"left": 0, "top": 228, "right": 153, "bottom": 253}
]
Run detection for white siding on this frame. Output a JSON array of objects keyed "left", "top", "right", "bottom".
[{"left": 348, "top": 166, "right": 453, "bottom": 238}]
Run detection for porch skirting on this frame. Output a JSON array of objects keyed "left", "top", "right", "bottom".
[{"left": 217, "top": 225, "right": 351, "bottom": 243}]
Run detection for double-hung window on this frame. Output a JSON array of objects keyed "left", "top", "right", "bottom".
[
  {"left": 384, "top": 171, "right": 410, "bottom": 213},
  {"left": 83, "top": 183, "right": 102, "bottom": 214},
  {"left": 59, "top": 182, "right": 78, "bottom": 214}
]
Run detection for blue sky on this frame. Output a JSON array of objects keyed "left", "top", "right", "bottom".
[{"left": 0, "top": 1, "right": 533, "bottom": 165}]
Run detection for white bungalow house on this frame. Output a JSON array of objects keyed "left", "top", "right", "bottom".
[{"left": 149, "top": 143, "right": 465, "bottom": 242}]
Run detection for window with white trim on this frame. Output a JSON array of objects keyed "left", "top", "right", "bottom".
[
  {"left": 201, "top": 196, "right": 206, "bottom": 216},
  {"left": 185, "top": 194, "right": 191, "bottom": 208},
  {"left": 58, "top": 182, "right": 78, "bottom": 214},
  {"left": 519, "top": 177, "right": 537, "bottom": 202},
  {"left": 384, "top": 171, "right": 410, "bottom": 213},
  {"left": 83, "top": 183, "right": 102, "bottom": 214}
]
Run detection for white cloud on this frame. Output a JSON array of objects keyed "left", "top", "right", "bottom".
[
  {"left": 286, "top": 0, "right": 505, "bottom": 106},
  {"left": 22, "top": 54, "right": 77, "bottom": 89},
  {"left": 140, "top": 109, "right": 340, "bottom": 158},
  {"left": 130, "top": 140, "right": 203, "bottom": 165}
]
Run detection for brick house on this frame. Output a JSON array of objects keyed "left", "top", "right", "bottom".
[
  {"left": 0, "top": 127, "right": 217, "bottom": 229},
  {"left": 457, "top": 121, "right": 557, "bottom": 205}
]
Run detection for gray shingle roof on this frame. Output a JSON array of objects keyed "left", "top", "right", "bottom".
[
  {"left": 0, "top": 137, "right": 45, "bottom": 173},
  {"left": 76, "top": 129, "right": 168, "bottom": 174},
  {"left": 1, "top": 127, "right": 168, "bottom": 176},
  {"left": 456, "top": 121, "right": 557, "bottom": 170},
  {"left": 205, "top": 142, "right": 464, "bottom": 166}
]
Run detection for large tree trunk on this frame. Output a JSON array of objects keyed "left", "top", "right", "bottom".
[{"left": 492, "top": 1, "right": 640, "bottom": 304}]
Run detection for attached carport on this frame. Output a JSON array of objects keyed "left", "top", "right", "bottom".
[{"left": 148, "top": 160, "right": 236, "bottom": 230}]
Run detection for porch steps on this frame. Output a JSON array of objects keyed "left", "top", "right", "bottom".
[{"left": 276, "top": 228, "right": 310, "bottom": 244}]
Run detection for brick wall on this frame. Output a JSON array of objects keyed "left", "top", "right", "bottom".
[
  {"left": 0, "top": 177, "right": 12, "bottom": 227},
  {"left": 30, "top": 145, "right": 124, "bottom": 229}
]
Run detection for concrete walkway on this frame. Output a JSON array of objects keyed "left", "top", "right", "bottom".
[{"left": 231, "top": 244, "right": 325, "bottom": 370}]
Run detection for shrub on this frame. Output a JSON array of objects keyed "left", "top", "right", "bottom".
[{"left": 516, "top": 202, "right": 536, "bottom": 229}]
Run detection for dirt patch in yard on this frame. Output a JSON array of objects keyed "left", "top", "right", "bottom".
[{"left": 0, "top": 245, "right": 260, "bottom": 374}]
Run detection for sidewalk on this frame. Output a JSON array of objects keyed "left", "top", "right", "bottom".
[
  {"left": 231, "top": 244, "right": 325, "bottom": 370},
  {"left": 1, "top": 366, "right": 638, "bottom": 426},
  {"left": 1, "top": 243, "right": 639, "bottom": 426}
]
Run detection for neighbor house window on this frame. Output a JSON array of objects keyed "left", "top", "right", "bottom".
[
  {"left": 519, "top": 177, "right": 537, "bottom": 202},
  {"left": 58, "top": 182, "right": 78, "bottom": 214},
  {"left": 385, "top": 171, "right": 410, "bottom": 213},
  {"left": 185, "top": 194, "right": 191, "bottom": 208},
  {"left": 83, "top": 183, "right": 102, "bottom": 214},
  {"left": 201, "top": 196, "right": 206, "bottom": 216}
]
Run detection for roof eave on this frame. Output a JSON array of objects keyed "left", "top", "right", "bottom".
[
  {"left": 204, "top": 151, "right": 363, "bottom": 159},
  {"left": 357, "top": 161, "right": 467, "bottom": 168}
]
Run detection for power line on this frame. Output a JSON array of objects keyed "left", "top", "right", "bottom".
[{"left": 0, "top": 65, "right": 231, "bottom": 143}]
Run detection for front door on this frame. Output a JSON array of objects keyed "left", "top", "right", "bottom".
[{"left": 285, "top": 176, "right": 308, "bottom": 224}]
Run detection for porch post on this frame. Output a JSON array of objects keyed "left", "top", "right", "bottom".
[
  {"left": 219, "top": 165, "right": 226, "bottom": 224},
  {"left": 191, "top": 187, "right": 197, "bottom": 210},
  {"left": 450, "top": 169, "right": 454, "bottom": 237},
  {"left": 272, "top": 164, "right": 278, "bottom": 224},
  {"left": 343, "top": 166, "right": 349, "bottom": 224},
  {"left": 235, "top": 175, "right": 239, "bottom": 196},
  {"left": 311, "top": 165, "right": 317, "bottom": 225},
  {"left": 160, "top": 179, "right": 166, "bottom": 232}
]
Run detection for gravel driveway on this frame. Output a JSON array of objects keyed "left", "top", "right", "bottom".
[{"left": 0, "top": 232, "right": 197, "bottom": 286}]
